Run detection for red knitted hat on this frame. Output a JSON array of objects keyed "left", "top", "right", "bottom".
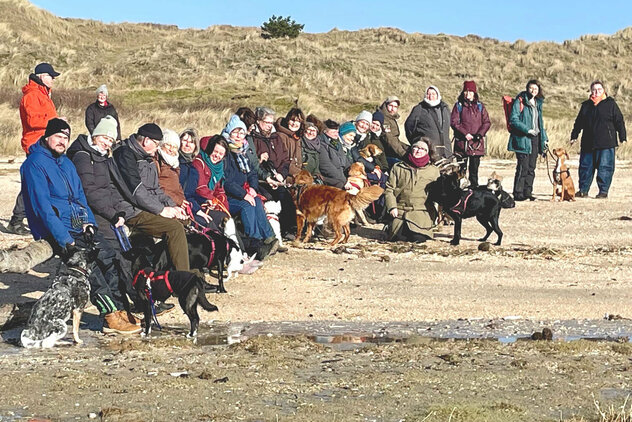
[{"left": 463, "top": 80, "right": 477, "bottom": 93}]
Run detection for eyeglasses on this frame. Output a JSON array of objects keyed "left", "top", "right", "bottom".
[
  {"left": 260, "top": 120, "right": 275, "bottom": 125},
  {"left": 230, "top": 130, "right": 246, "bottom": 139},
  {"left": 412, "top": 146, "right": 428, "bottom": 152},
  {"left": 161, "top": 144, "right": 178, "bottom": 153}
]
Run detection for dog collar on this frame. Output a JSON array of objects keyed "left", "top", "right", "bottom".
[{"left": 68, "top": 266, "right": 89, "bottom": 277}]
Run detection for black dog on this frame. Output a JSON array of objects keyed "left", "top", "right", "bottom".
[
  {"left": 427, "top": 173, "right": 504, "bottom": 246},
  {"left": 21, "top": 246, "right": 98, "bottom": 348},
  {"left": 133, "top": 268, "right": 219, "bottom": 337},
  {"left": 129, "top": 231, "right": 246, "bottom": 294}
]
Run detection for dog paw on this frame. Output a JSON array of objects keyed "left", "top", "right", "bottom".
[
  {"left": 449, "top": 239, "right": 460, "bottom": 246},
  {"left": 73, "top": 338, "right": 84, "bottom": 345}
]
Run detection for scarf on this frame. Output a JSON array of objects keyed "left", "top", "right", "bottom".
[
  {"left": 591, "top": 92, "right": 607, "bottom": 106},
  {"left": 302, "top": 134, "right": 321, "bottom": 151},
  {"left": 406, "top": 153, "right": 430, "bottom": 168},
  {"left": 199, "top": 150, "right": 224, "bottom": 190},
  {"left": 88, "top": 135, "right": 108, "bottom": 156},
  {"left": 228, "top": 141, "right": 251, "bottom": 173},
  {"left": 158, "top": 148, "right": 179, "bottom": 168},
  {"left": 179, "top": 150, "right": 195, "bottom": 163}
]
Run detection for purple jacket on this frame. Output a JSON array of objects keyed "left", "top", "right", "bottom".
[{"left": 450, "top": 100, "right": 491, "bottom": 156}]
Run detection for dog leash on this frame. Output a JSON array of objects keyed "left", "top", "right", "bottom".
[{"left": 145, "top": 277, "right": 162, "bottom": 331}]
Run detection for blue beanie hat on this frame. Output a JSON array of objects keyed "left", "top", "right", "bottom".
[
  {"left": 221, "top": 115, "right": 247, "bottom": 141},
  {"left": 338, "top": 121, "right": 356, "bottom": 138}
]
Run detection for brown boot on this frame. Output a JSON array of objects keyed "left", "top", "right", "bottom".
[
  {"left": 117, "top": 310, "right": 142, "bottom": 326},
  {"left": 103, "top": 312, "right": 142, "bottom": 335}
]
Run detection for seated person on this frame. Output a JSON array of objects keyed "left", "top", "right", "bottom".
[
  {"left": 318, "top": 119, "right": 349, "bottom": 188},
  {"left": 384, "top": 137, "right": 439, "bottom": 243},
  {"left": 22, "top": 118, "right": 140, "bottom": 334}
]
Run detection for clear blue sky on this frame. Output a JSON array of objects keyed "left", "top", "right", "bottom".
[{"left": 31, "top": 0, "right": 631, "bottom": 43}]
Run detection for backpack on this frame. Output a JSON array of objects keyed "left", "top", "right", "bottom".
[
  {"left": 502, "top": 95, "right": 524, "bottom": 132},
  {"left": 456, "top": 101, "right": 483, "bottom": 116}
]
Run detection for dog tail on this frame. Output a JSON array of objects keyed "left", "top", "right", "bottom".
[
  {"left": 20, "top": 329, "right": 41, "bottom": 349},
  {"left": 197, "top": 289, "right": 219, "bottom": 313},
  {"left": 349, "top": 185, "right": 384, "bottom": 211}
]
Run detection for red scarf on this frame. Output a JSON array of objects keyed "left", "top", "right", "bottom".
[{"left": 406, "top": 153, "right": 430, "bottom": 168}]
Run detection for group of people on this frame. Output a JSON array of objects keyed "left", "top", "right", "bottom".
[{"left": 7, "top": 62, "right": 628, "bottom": 334}]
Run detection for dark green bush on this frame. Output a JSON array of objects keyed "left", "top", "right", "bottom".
[{"left": 261, "top": 15, "right": 304, "bottom": 39}]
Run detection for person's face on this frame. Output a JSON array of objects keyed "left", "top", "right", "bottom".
[
  {"left": 370, "top": 121, "right": 381, "bottom": 133},
  {"left": 229, "top": 128, "right": 246, "bottom": 147},
  {"left": 93, "top": 135, "right": 114, "bottom": 152},
  {"left": 40, "top": 73, "right": 54, "bottom": 89},
  {"left": 411, "top": 142, "right": 429, "bottom": 158},
  {"left": 210, "top": 144, "right": 227, "bottom": 164},
  {"left": 46, "top": 133, "right": 69, "bottom": 154},
  {"left": 386, "top": 102, "right": 399, "bottom": 115},
  {"left": 324, "top": 128, "right": 339, "bottom": 139},
  {"left": 528, "top": 84, "right": 539, "bottom": 97},
  {"left": 355, "top": 119, "right": 370, "bottom": 134},
  {"left": 426, "top": 89, "right": 438, "bottom": 101},
  {"left": 180, "top": 134, "right": 196, "bottom": 154},
  {"left": 342, "top": 132, "right": 356, "bottom": 144},
  {"left": 160, "top": 142, "right": 179, "bottom": 157},
  {"left": 591, "top": 84, "right": 605, "bottom": 97},
  {"left": 287, "top": 117, "right": 301, "bottom": 132},
  {"left": 464, "top": 90, "right": 475, "bottom": 101},
  {"left": 97, "top": 92, "right": 107, "bottom": 103},
  {"left": 304, "top": 126, "right": 318, "bottom": 140},
  {"left": 257, "top": 116, "right": 275, "bottom": 132},
  {"left": 142, "top": 137, "right": 160, "bottom": 156}
]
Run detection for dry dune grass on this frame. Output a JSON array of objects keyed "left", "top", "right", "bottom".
[{"left": 0, "top": 0, "right": 631, "bottom": 158}]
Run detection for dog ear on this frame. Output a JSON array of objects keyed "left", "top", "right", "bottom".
[{"left": 565, "top": 152, "right": 569, "bottom": 160}]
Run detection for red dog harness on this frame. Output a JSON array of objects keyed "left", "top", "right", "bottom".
[
  {"left": 133, "top": 269, "right": 174, "bottom": 302},
  {"left": 451, "top": 190, "right": 474, "bottom": 215}
]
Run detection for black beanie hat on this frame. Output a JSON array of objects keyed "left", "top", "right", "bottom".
[
  {"left": 324, "top": 119, "right": 339, "bottom": 130},
  {"left": 372, "top": 110, "right": 385, "bottom": 126},
  {"left": 44, "top": 118, "right": 71, "bottom": 139},
  {"left": 137, "top": 123, "right": 163, "bottom": 141}
]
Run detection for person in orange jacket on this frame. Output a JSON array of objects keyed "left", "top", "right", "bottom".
[{"left": 7, "top": 63, "right": 60, "bottom": 235}]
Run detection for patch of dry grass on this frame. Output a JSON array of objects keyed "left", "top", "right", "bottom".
[{"left": 0, "top": 0, "right": 631, "bottom": 157}]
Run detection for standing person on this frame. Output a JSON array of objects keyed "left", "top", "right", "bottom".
[
  {"left": 9, "top": 63, "right": 60, "bottom": 235},
  {"left": 378, "top": 96, "right": 408, "bottom": 163},
  {"left": 450, "top": 80, "right": 491, "bottom": 187},
  {"left": 404, "top": 86, "right": 452, "bottom": 158},
  {"left": 507, "top": 79, "right": 548, "bottom": 201},
  {"left": 21, "top": 118, "right": 141, "bottom": 334},
  {"left": 570, "top": 81, "right": 627, "bottom": 198},
  {"left": 85, "top": 85, "right": 121, "bottom": 140},
  {"left": 384, "top": 138, "right": 439, "bottom": 242}
]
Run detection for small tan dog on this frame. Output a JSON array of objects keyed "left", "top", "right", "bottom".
[
  {"left": 551, "top": 148, "right": 576, "bottom": 201},
  {"left": 345, "top": 162, "right": 371, "bottom": 225},
  {"left": 358, "top": 144, "right": 383, "bottom": 160}
]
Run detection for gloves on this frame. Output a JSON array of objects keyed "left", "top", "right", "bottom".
[{"left": 83, "top": 224, "right": 97, "bottom": 244}]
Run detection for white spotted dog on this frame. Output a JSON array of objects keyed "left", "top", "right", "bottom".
[{"left": 263, "top": 200, "right": 284, "bottom": 247}]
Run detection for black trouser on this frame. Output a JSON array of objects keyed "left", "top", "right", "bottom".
[
  {"left": 463, "top": 156, "right": 481, "bottom": 187},
  {"left": 10, "top": 192, "right": 25, "bottom": 225},
  {"left": 513, "top": 136, "right": 539, "bottom": 199}
]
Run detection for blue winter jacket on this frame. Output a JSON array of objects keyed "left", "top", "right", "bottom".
[{"left": 21, "top": 140, "right": 96, "bottom": 247}]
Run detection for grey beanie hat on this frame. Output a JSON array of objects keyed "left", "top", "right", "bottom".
[
  {"left": 92, "top": 116, "right": 118, "bottom": 139},
  {"left": 96, "top": 84, "right": 108, "bottom": 97},
  {"left": 355, "top": 110, "right": 373, "bottom": 124}
]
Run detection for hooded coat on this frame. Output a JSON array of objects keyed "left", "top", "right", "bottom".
[
  {"left": 67, "top": 134, "right": 130, "bottom": 232},
  {"left": 404, "top": 87, "right": 452, "bottom": 157},
  {"left": 507, "top": 91, "right": 548, "bottom": 154},
  {"left": 378, "top": 102, "right": 407, "bottom": 159},
  {"left": 318, "top": 134, "right": 349, "bottom": 188},
  {"left": 275, "top": 118, "right": 303, "bottom": 176},
  {"left": 384, "top": 160, "right": 439, "bottom": 239},
  {"left": 21, "top": 140, "right": 96, "bottom": 247},
  {"left": 19, "top": 75, "right": 58, "bottom": 153}
]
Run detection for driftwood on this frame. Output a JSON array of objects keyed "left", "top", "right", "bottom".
[
  {"left": 0, "top": 240, "right": 54, "bottom": 273},
  {"left": 0, "top": 302, "right": 35, "bottom": 331}
]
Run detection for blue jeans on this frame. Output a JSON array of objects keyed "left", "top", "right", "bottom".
[
  {"left": 228, "top": 196, "right": 273, "bottom": 240},
  {"left": 578, "top": 148, "right": 615, "bottom": 194}
]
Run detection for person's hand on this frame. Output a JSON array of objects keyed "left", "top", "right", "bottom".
[
  {"left": 465, "top": 133, "right": 474, "bottom": 141},
  {"left": 160, "top": 207, "right": 177, "bottom": 219},
  {"left": 248, "top": 187, "right": 257, "bottom": 197},
  {"left": 390, "top": 209, "right": 398, "bottom": 218},
  {"left": 259, "top": 152, "right": 269, "bottom": 162},
  {"left": 174, "top": 207, "right": 187, "bottom": 220},
  {"left": 114, "top": 216, "right": 125, "bottom": 228},
  {"left": 274, "top": 173, "right": 284, "bottom": 183},
  {"left": 196, "top": 210, "right": 212, "bottom": 224},
  {"left": 244, "top": 193, "right": 256, "bottom": 206},
  {"left": 365, "top": 156, "right": 374, "bottom": 162},
  {"left": 266, "top": 177, "right": 279, "bottom": 188},
  {"left": 373, "top": 168, "right": 382, "bottom": 179},
  {"left": 528, "top": 129, "right": 538, "bottom": 136}
]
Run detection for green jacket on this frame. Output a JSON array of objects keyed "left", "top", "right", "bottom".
[
  {"left": 385, "top": 161, "right": 439, "bottom": 239},
  {"left": 507, "top": 91, "right": 548, "bottom": 154}
]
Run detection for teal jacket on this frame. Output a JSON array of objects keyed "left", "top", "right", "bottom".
[{"left": 507, "top": 91, "right": 548, "bottom": 154}]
